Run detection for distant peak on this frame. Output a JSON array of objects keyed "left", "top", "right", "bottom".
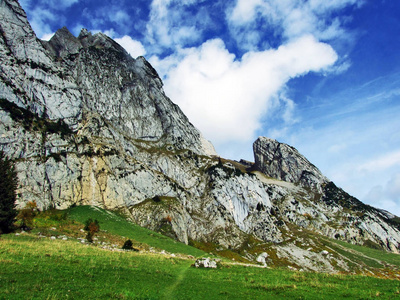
[{"left": 253, "top": 137, "right": 328, "bottom": 191}]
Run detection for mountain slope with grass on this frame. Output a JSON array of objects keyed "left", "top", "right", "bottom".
[
  {"left": 1, "top": 206, "right": 400, "bottom": 299},
  {"left": 1, "top": 0, "right": 400, "bottom": 274}
]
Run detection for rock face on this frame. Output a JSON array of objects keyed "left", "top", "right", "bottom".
[
  {"left": 254, "top": 137, "right": 328, "bottom": 192},
  {"left": 1, "top": 0, "right": 400, "bottom": 270}
]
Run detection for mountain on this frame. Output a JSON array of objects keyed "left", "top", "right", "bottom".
[{"left": 1, "top": 0, "right": 400, "bottom": 270}]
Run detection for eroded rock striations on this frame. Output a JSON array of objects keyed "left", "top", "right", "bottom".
[{"left": 1, "top": 0, "right": 400, "bottom": 269}]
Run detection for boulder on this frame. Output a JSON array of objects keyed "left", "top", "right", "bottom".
[{"left": 194, "top": 257, "right": 219, "bottom": 269}]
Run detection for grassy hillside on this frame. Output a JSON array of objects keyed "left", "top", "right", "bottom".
[
  {"left": 67, "top": 205, "right": 205, "bottom": 257},
  {"left": 323, "top": 237, "right": 400, "bottom": 276},
  {"left": 1, "top": 233, "right": 400, "bottom": 299},
  {"left": 2, "top": 205, "right": 400, "bottom": 299}
]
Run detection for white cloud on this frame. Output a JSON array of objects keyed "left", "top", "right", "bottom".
[
  {"left": 145, "top": 0, "right": 206, "bottom": 52},
  {"left": 153, "top": 35, "right": 337, "bottom": 147},
  {"left": 40, "top": 32, "right": 55, "bottom": 41},
  {"left": 227, "top": 0, "right": 362, "bottom": 50},
  {"left": 114, "top": 36, "right": 147, "bottom": 58}
]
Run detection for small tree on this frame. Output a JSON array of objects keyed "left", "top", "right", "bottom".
[
  {"left": 0, "top": 151, "right": 18, "bottom": 234},
  {"left": 84, "top": 218, "right": 99, "bottom": 243}
]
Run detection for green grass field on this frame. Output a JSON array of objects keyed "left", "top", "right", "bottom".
[
  {"left": 1, "top": 205, "right": 400, "bottom": 299},
  {"left": 1, "top": 234, "right": 400, "bottom": 299}
]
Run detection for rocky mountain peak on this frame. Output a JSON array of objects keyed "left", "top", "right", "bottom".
[
  {"left": 253, "top": 137, "right": 328, "bottom": 191},
  {"left": 45, "top": 27, "right": 128, "bottom": 59},
  {"left": 46, "top": 26, "right": 82, "bottom": 58}
]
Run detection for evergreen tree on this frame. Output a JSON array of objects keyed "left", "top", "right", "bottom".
[{"left": 0, "top": 151, "right": 18, "bottom": 233}]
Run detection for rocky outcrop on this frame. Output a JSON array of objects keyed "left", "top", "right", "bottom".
[
  {"left": 253, "top": 137, "right": 400, "bottom": 253},
  {"left": 1, "top": 0, "right": 400, "bottom": 270},
  {"left": 254, "top": 137, "right": 328, "bottom": 191}
]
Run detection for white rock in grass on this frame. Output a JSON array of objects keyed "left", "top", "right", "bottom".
[
  {"left": 256, "top": 252, "right": 269, "bottom": 266},
  {"left": 194, "top": 257, "right": 218, "bottom": 269}
]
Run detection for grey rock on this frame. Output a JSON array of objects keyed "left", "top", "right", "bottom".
[
  {"left": 254, "top": 137, "right": 328, "bottom": 191},
  {"left": 256, "top": 252, "right": 269, "bottom": 265},
  {"left": 194, "top": 257, "right": 218, "bottom": 269}
]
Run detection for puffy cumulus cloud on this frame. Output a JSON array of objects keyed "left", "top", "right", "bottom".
[
  {"left": 114, "top": 36, "right": 147, "bottom": 58},
  {"left": 152, "top": 35, "right": 337, "bottom": 147}
]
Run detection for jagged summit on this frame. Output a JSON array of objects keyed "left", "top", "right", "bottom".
[
  {"left": 1, "top": 0, "right": 400, "bottom": 271},
  {"left": 44, "top": 26, "right": 129, "bottom": 59}
]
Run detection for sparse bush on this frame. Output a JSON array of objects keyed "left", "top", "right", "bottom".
[
  {"left": 84, "top": 218, "right": 99, "bottom": 243},
  {"left": 17, "top": 200, "right": 38, "bottom": 231},
  {"left": 121, "top": 239, "right": 135, "bottom": 250},
  {"left": 122, "top": 239, "right": 139, "bottom": 251},
  {"left": 152, "top": 196, "right": 161, "bottom": 203},
  {"left": 0, "top": 151, "right": 18, "bottom": 234},
  {"left": 122, "top": 239, "right": 133, "bottom": 250}
]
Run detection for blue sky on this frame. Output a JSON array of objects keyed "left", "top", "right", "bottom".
[{"left": 19, "top": 0, "right": 400, "bottom": 216}]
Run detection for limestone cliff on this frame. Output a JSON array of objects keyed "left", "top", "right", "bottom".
[{"left": 1, "top": 0, "right": 400, "bottom": 270}]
